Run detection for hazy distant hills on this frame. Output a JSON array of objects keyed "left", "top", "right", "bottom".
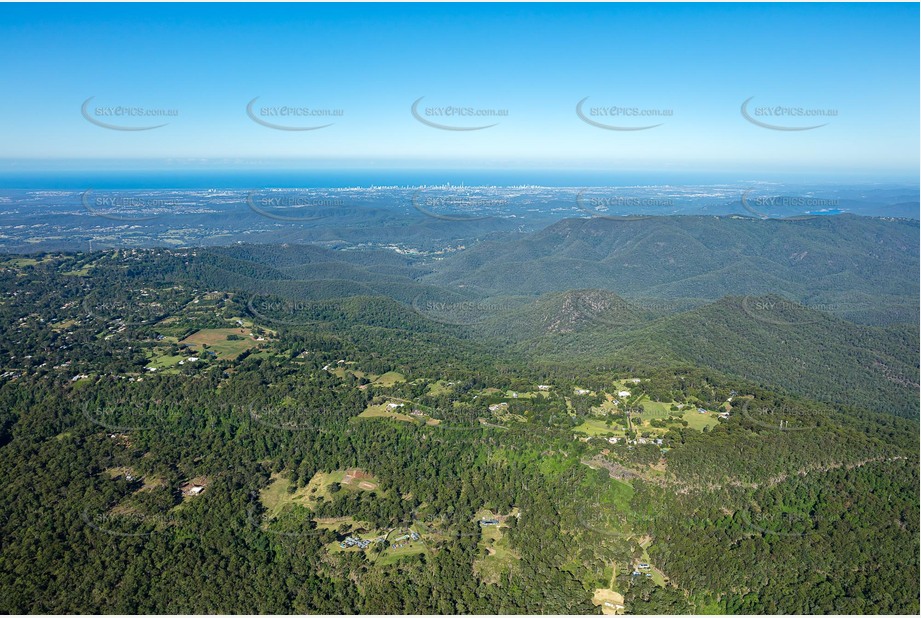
[
  {"left": 425, "top": 215, "right": 920, "bottom": 325},
  {"left": 197, "top": 216, "right": 920, "bottom": 329},
  {"left": 0, "top": 191, "right": 540, "bottom": 253},
  {"left": 184, "top": 244, "right": 473, "bottom": 308}
]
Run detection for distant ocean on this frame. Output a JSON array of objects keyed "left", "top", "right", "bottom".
[{"left": 0, "top": 169, "right": 814, "bottom": 190}]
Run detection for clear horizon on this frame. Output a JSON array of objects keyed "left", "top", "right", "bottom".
[{"left": 0, "top": 2, "right": 918, "bottom": 179}]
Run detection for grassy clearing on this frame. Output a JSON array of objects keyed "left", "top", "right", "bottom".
[
  {"left": 2, "top": 258, "right": 41, "bottom": 267},
  {"left": 592, "top": 587, "right": 625, "bottom": 615},
  {"left": 649, "top": 568, "right": 667, "bottom": 587},
  {"left": 139, "top": 477, "right": 167, "bottom": 492},
  {"left": 260, "top": 474, "right": 309, "bottom": 518},
  {"left": 357, "top": 403, "right": 416, "bottom": 423},
  {"left": 339, "top": 468, "right": 380, "bottom": 491},
  {"left": 261, "top": 468, "right": 380, "bottom": 520},
  {"left": 371, "top": 371, "right": 406, "bottom": 387},
  {"left": 680, "top": 410, "right": 719, "bottom": 431},
  {"left": 330, "top": 365, "right": 376, "bottom": 381},
  {"left": 574, "top": 419, "right": 627, "bottom": 437},
  {"left": 70, "top": 376, "right": 93, "bottom": 389},
  {"left": 622, "top": 396, "right": 719, "bottom": 433},
  {"left": 180, "top": 328, "right": 263, "bottom": 360},
  {"left": 246, "top": 350, "right": 277, "bottom": 360},
  {"left": 51, "top": 319, "right": 77, "bottom": 331},
  {"left": 634, "top": 398, "right": 675, "bottom": 419},
  {"left": 225, "top": 316, "right": 256, "bottom": 329},
  {"left": 613, "top": 378, "right": 643, "bottom": 391},
  {"left": 473, "top": 513, "right": 520, "bottom": 583},
  {"left": 313, "top": 516, "right": 366, "bottom": 531},
  {"left": 575, "top": 473, "right": 636, "bottom": 539},
  {"left": 599, "top": 477, "right": 634, "bottom": 512},
  {"left": 505, "top": 390, "right": 540, "bottom": 399},
  {"left": 592, "top": 398, "right": 620, "bottom": 415},
  {"left": 326, "top": 524, "right": 427, "bottom": 565},
  {"left": 104, "top": 466, "right": 136, "bottom": 480},
  {"left": 426, "top": 380, "right": 454, "bottom": 396},
  {"left": 62, "top": 266, "right": 91, "bottom": 276},
  {"left": 637, "top": 545, "right": 667, "bottom": 587},
  {"left": 584, "top": 389, "right": 720, "bottom": 434},
  {"left": 374, "top": 545, "right": 426, "bottom": 565},
  {"left": 306, "top": 469, "right": 380, "bottom": 499},
  {"left": 179, "top": 477, "right": 209, "bottom": 501},
  {"left": 146, "top": 351, "right": 184, "bottom": 370},
  {"left": 376, "top": 528, "right": 427, "bottom": 565}
]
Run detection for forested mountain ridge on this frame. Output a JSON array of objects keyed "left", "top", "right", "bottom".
[
  {"left": 147, "top": 214, "right": 920, "bottom": 327},
  {"left": 425, "top": 215, "right": 919, "bottom": 326},
  {"left": 0, "top": 245, "right": 917, "bottom": 614},
  {"left": 474, "top": 290, "right": 919, "bottom": 418}
]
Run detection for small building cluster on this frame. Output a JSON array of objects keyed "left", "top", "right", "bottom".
[
  {"left": 181, "top": 483, "right": 205, "bottom": 497},
  {"left": 610, "top": 436, "right": 664, "bottom": 446},
  {"left": 632, "top": 563, "right": 652, "bottom": 577},
  {"left": 390, "top": 530, "right": 420, "bottom": 549},
  {"left": 339, "top": 536, "right": 382, "bottom": 550}
]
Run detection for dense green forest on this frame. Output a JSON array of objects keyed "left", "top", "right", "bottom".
[
  {"left": 0, "top": 248, "right": 917, "bottom": 614},
  {"left": 425, "top": 215, "right": 920, "bottom": 327}
]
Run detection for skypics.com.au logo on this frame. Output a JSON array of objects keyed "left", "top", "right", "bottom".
[
  {"left": 411, "top": 97, "right": 508, "bottom": 131},
  {"left": 576, "top": 190, "right": 675, "bottom": 219},
  {"left": 81, "top": 189, "right": 185, "bottom": 221},
  {"left": 81, "top": 97, "right": 178, "bottom": 131},
  {"left": 740, "top": 189, "right": 840, "bottom": 220},
  {"left": 246, "top": 97, "right": 343, "bottom": 131},
  {"left": 411, "top": 188, "right": 508, "bottom": 221},
  {"left": 576, "top": 97, "right": 672, "bottom": 131},
  {"left": 246, "top": 190, "right": 344, "bottom": 221},
  {"left": 741, "top": 96, "right": 837, "bottom": 131}
]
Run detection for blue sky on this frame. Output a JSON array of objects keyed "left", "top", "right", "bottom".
[{"left": 0, "top": 2, "right": 917, "bottom": 180}]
